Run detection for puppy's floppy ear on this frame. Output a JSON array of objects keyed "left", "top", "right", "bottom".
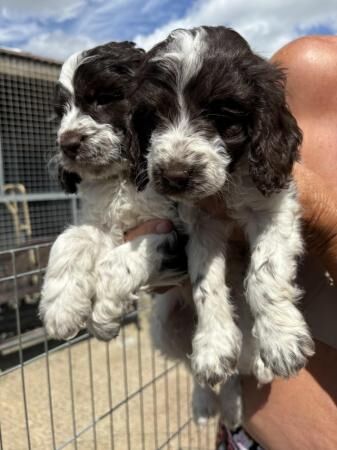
[
  {"left": 248, "top": 60, "right": 302, "bottom": 196},
  {"left": 58, "top": 166, "right": 81, "bottom": 194}
]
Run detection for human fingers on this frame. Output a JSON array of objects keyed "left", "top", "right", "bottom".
[{"left": 124, "top": 219, "right": 173, "bottom": 242}]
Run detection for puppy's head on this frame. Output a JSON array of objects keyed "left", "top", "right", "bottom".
[
  {"left": 53, "top": 41, "right": 144, "bottom": 192},
  {"left": 129, "top": 26, "right": 302, "bottom": 200}
]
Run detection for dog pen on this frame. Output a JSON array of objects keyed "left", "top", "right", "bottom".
[{"left": 0, "top": 48, "right": 217, "bottom": 449}]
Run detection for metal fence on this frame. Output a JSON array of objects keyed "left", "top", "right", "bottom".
[{"left": 0, "top": 50, "right": 217, "bottom": 449}]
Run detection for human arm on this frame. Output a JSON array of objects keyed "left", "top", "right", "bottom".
[{"left": 294, "top": 162, "right": 337, "bottom": 283}]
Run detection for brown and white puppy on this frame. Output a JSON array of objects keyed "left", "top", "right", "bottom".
[
  {"left": 127, "top": 26, "right": 314, "bottom": 426},
  {"left": 40, "top": 41, "right": 187, "bottom": 342}
]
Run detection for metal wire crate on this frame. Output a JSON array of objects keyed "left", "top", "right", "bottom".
[{"left": 0, "top": 49, "right": 217, "bottom": 449}]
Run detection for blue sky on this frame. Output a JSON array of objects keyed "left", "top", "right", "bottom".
[{"left": 0, "top": 0, "right": 336, "bottom": 60}]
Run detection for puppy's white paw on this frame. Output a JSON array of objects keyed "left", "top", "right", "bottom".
[
  {"left": 192, "top": 324, "right": 242, "bottom": 387},
  {"left": 192, "top": 383, "right": 219, "bottom": 425},
  {"left": 88, "top": 296, "right": 129, "bottom": 341},
  {"left": 40, "top": 294, "right": 91, "bottom": 340},
  {"left": 87, "top": 294, "right": 138, "bottom": 341},
  {"left": 87, "top": 317, "right": 121, "bottom": 341},
  {"left": 253, "top": 305, "right": 315, "bottom": 378}
]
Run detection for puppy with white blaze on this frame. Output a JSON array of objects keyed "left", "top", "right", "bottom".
[
  {"left": 127, "top": 26, "right": 315, "bottom": 426},
  {"left": 39, "top": 41, "right": 188, "bottom": 341}
]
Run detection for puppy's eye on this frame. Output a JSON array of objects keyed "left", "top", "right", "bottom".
[
  {"left": 53, "top": 98, "right": 69, "bottom": 118},
  {"left": 96, "top": 92, "right": 124, "bottom": 106},
  {"left": 54, "top": 104, "right": 65, "bottom": 119},
  {"left": 207, "top": 99, "right": 244, "bottom": 118},
  {"left": 54, "top": 83, "right": 71, "bottom": 118},
  {"left": 204, "top": 100, "right": 247, "bottom": 139}
]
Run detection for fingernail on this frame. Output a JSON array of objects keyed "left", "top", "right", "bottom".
[{"left": 155, "top": 221, "right": 173, "bottom": 233}]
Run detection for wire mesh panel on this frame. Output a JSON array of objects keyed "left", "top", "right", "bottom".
[
  {"left": 0, "top": 244, "right": 217, "bottom": 450},
  {"left": 0, "top": 49, "right": 60, "bottom": 192},
  {"left": 0, "top": 48, "right": 218, "bottom": 449},
  {"left": 0, "top": 49, "right": 77, "bottom": 251}
]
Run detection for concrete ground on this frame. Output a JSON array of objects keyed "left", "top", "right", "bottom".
[{"left": 1, "top": 306, "right": 217, "bottom": 450}]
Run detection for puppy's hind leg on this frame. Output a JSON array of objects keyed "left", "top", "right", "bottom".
[
  {"left": 151, "top": 287, "right": 194, "bottom": 361},
  {"left": 219, "top": 375, "right": 243, "bottom": 430},
  {"left": 192, "top": 382, "right": 220, "bottom": 426}
]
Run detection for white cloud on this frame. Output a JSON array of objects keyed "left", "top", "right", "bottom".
[
  {"left": 134, "top": 0, "right": 337, "bottom": 56},
  {"left": 1, "top": 0, "right": 86, "bottom": 22},
  {"left": 22, "top": 30, "right": 96, "bottom": 61},
  {"left": 0, "top": 22, "right": 41, "bottom": 43}
]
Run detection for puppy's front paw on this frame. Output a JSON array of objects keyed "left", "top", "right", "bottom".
[
  {"left": 192, "top": 324, "right": 241, "bottom": 387},
  {"left": 88, "top": 296, "right": 125, "bottom": 341},
  {"left": 192, "top": 384, "right": 219, "bottom": 426},
  {"left": 88, "top": 290, "right": 137, "bottom": 341},
  {"left": 40, "top": 294, "right": 90, "bottom": 340},
  {"left": 253, "top": 305, "right": 314, "bottom": 378},
  {"left": 87, "top": 317, "right": 121, "bottom": 341}
]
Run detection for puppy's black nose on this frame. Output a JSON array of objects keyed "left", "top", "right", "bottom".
[
  {"left": 59, "top": 131, "right": 82, "bottom": 159},
  {"left": 162, "top": 167, "right": 189, "bottom": 191}
]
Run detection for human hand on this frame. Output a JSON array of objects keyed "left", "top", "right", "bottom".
[
  {"left": 124, "top": 219, "right": 173, "bottom": 241},
  {"left": 124, "top": 219, "right": 177, "bottom": 293}
]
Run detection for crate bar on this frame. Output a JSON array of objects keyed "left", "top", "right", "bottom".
[
  {"left": 186, "top": 373, "right": 192, "bottom": 449},
  {"left": 121, "top": 325, "right": 131, "bottom": 450},
  {"left": 37, "top": 244, "right": 57, "bottom": 450},
  {"left": 151, "top": 344, "right": 159, "bottom": 449},
  {"left": 105, "top": 343, "right": 115, "bottom": 450},
  {"left": 176, "top": 365, "right": 182, "bottom": 449},
  {"left": 0, "top": 242, "right": 52, "bottom": 256},
  {"left": 87, "top": 340, "right": 97, "bottom": 450},
  {"left": 67, "top": 344, "right": 78, "bottom": 450},
  {"left": 0, "top": 192, "right": 78, "bottom": 203},
  {"left": 43, "top": 331, "right": 57, "bottom": 449},
  {"left": 136, "top": 326, "right": 146, "bottom": 450},
  {"left": 12, "top": 252, "right": 32, "bottom": 450},
  {"left": 164, "top": 358, "right": 171, "bottom": 444}
]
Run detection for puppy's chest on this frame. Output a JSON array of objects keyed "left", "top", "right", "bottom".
[{"left": 80, "top": 180, "right": 178, "bottom": 233}]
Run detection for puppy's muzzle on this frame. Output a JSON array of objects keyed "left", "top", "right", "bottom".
[
  {"left": 153, "top": 163, "right": 191, "bottom": 194},
  {"left": 59, "top": 130, "right": 84, "bottom": 160},
  {"left": 162, "top": 167, "right": 190, "bottom": 191}
]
